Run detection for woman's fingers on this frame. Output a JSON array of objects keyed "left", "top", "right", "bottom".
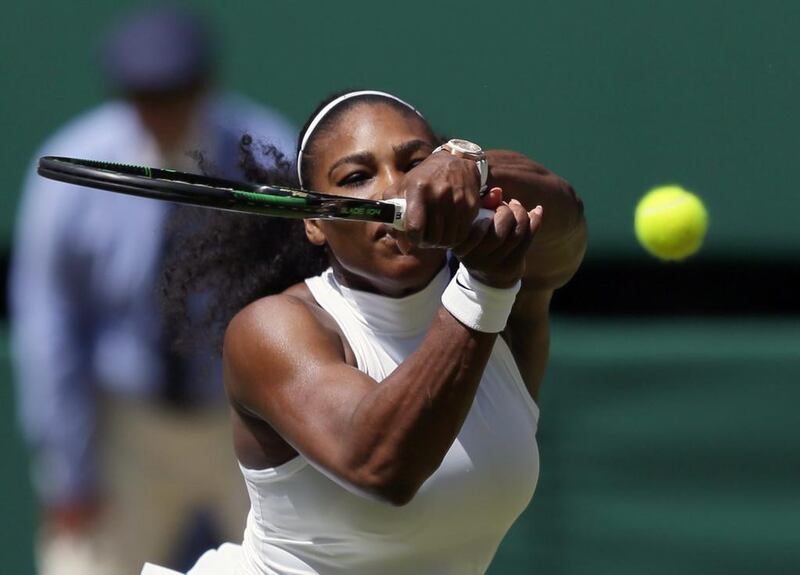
[
  {"left": 505, "top": 205, "right": 543, "bottom": 263},
  {"left": 476, "top": 201, "right": 524, "bottom": 257},
  {"left": 402, "top": 186, "right": 427, "bottom": 246},
  {"left": 454, "top": 202, "right": 515, "bottom": 260},
  {"left": 452, "top": 216, "right": 493, "bottom": 258},
  {"left": 443, "top": 186, "right": 480, "bottom": 248},
  {"left": 454, "top": 199, "right": 543, "bottom": 288},
  {"left": 490, "top": 199, "right": 532, "bottom": 260},
  {"left": 399, "top": 152, "right": 482, "bottom": 249},
  {"left": 529, "top": 204, "right": 543, "bottom": 235},
  {"left": 448, "top": 186, "right": 503, "bottom": 255}
]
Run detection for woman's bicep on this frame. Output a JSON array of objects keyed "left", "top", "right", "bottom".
[
  {"left": 485, "top": 149, "right": 587, "bottom": 291},
  {"left": 523, "top": 218, "right": 587, "bottom": 291},
  {"left": 223, "top": 296, "right": 378, "bottom": 483}
]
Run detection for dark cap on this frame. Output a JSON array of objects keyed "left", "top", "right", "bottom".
[{"left": 101, "top": 5, "right": 215, "bottom": 94}]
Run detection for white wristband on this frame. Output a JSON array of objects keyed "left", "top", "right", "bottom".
[{"left": 441, "top": 264, "right": 521, "bottom": 333}]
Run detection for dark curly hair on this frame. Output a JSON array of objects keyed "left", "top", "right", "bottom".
[{"left": 162, "top": 90, "right": 435, "bottom": 353}]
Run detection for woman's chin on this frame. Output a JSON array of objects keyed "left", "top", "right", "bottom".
[
  {"left": 379, "top": 244, "right": 446, "bottom": 282},
  {"left": 332, "top": 245, "right": 445, "bottom": 297}
]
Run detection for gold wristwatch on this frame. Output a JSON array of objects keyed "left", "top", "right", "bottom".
[{"left": 432, "top": 138, "right": 489, "bottom": 195}]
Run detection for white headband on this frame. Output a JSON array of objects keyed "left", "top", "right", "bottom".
[{"left": 296, "top": 90, "right": 423, "bottom": 188}]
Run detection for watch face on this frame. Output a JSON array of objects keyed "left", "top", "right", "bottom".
[{"left": 448, "top": 139, "right": 482, "bottom": 154}]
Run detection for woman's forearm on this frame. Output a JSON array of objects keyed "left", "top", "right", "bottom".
[{"left": 344, "top": 308, "right": 496, "bottom": 504}]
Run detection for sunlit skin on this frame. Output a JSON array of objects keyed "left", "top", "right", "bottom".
[{"left": 223, "top": 99, "right": 587, "bottom": 506}]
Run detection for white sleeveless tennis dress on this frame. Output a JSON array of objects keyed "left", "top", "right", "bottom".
[{"left": 142, "top": 266, "right": 540, "bottom": 575}]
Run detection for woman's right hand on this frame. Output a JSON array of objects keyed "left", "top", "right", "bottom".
[
  {"left": 393, "top": 150, "right": 482, "bottom": 249},
  {"left": 452, "top": 191, "right": 543, "bottom": 289}
]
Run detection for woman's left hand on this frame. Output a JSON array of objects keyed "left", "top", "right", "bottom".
[{"left": 452, "top": 197, "right": 543, "bottom": 288}]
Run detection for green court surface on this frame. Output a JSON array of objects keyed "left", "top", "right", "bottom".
[{"left": 2, "top": 318, "right": 798, "bottom": 574}]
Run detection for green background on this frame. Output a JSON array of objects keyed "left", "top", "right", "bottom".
[
  {"left": 1, "top": 1, "right": 798, "bottom": 574},
  {"left": 2, "top": 0, "right": 799, "bottom": 257}
]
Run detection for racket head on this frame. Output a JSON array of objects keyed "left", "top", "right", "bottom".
[{"left": 37, "top": 156, "right": 400, "bottom": 224}]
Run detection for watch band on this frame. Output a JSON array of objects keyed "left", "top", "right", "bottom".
[
  {"left": 475, "top": 157, "right": 488, "bottom": 195},
  {"left": 433, "top": 140, "right": 489, "bottom": 195}
]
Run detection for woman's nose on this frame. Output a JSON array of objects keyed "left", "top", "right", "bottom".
[{"left": 379, "top": 168, "right": 403, "bottom": 200}]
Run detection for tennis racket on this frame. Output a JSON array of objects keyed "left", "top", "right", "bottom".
[{"left": 38, "top": 156, "right": 493, "bottom": 231}]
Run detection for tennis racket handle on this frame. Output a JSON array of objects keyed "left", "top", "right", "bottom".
[{"left": 385, "top": 198, "right": 495, "bottom": 232}]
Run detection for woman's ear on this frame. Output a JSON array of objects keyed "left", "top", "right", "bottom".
[{"left": 304, "top": 219, "right": 327, "bottom": 246}]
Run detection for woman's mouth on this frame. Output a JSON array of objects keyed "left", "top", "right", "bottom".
[{"left": 375, "top": 225, "right": 415, "bottom": 254}]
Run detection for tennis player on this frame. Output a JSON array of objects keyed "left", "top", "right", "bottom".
[{"left": 145, "top": 90, "right": 586, "bottom": 574}]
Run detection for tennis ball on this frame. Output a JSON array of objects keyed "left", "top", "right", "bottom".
[{"left": 634, "top": 185, "right": 708, "bottom": 261}]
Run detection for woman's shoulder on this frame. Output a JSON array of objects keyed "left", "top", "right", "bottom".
[
  {"left": 227, "top": 284, "right": 323, "bottom": 344},
  {"left": 224, "top": 282, "right": 345, "bottom": 374}
]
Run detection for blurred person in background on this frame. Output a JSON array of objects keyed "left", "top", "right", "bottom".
[{"left": 8, "top": 5, "right": 296, "bottom": 575}]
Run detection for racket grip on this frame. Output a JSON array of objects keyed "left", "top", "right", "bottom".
[{"left": 385, "top": 198, "right": 495, "bottom": 232}]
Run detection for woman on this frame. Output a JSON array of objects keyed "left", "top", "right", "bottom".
[{"left": 149, "top": 90, "right": 586, "bottom": 574}]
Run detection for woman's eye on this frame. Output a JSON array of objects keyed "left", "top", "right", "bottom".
[{"left": 338, "top": 172, "right": 370, "bottom": 187}]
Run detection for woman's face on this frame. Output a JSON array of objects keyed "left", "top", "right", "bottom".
[{"left": 303, "top": 102, "right": 446, "bottom": 297}]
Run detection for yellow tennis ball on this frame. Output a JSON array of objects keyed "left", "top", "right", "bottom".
[{"left": 634, "top": 185, "right": 708, "bottom": 261}]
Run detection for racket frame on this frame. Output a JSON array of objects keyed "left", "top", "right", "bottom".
[{"left": 37, "top": 156, "right": 404, "bottom": 226}]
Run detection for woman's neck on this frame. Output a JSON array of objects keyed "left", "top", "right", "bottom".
[{"left": 324, "top": 263, "right": 451, "bottom": 336}]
